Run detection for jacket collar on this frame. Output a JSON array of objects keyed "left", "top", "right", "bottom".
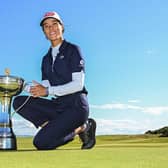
[
  {"left": 47, "top": 39, "right": 68, "bottom": 57},
  {"left": 58, "top": 39, "right": 68, "bottom": 53}
]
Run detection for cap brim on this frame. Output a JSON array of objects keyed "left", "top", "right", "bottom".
[{"left": 40, "top": 17, "right": 62, "bottom": 26}]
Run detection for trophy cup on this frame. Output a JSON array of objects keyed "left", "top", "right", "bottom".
[{"left": 0, "top": 69, "right": 24, "bottom": 150}]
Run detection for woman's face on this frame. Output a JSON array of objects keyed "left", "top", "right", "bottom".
[{"left": 42, "top": 18, "right": 63, "bottom": 43}]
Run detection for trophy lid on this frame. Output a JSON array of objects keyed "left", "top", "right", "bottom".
[
  {"left": 0, "top": 68, "right": 24, "bottom": 82},
  {"left": 0, "top": 75, "right": 24, "bottom": 82}
]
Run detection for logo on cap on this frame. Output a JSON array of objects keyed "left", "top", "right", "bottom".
[{"left": 44, "top": 12, "right": 55, "bottom": 18}]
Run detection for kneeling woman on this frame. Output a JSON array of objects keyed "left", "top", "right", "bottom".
[{"left": 13, "top": 11, "right": 96, "bottom": 150}]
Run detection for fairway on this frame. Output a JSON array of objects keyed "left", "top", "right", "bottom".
[{"left": 0, "top": 135, "right": 168, "bottom": 168}]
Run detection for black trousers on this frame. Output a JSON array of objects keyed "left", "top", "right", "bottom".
[{"left": 13, "top": 93, "right": 89, "bottom": 150}]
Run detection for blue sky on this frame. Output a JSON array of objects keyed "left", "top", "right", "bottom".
[{"left": 1, "top": 0, "right": 168, "bottom": 135}]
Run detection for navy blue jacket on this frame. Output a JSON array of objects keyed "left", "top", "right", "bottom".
[{"left": 41, "top": 40, "right": 88, "bottom": 95}]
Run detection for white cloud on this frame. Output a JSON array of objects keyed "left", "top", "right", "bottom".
[
  {"left": 142, "top": 106, "right": 168, "bottom": 115},
  {"left": 95, "top": 118, "right": 149, "bottom": 135},
  {"left": 95, "top": 118, "right": 168, "bottom": 135},
  {"left": 128, "top": 99, "right": 141, "bottom": 103},
  {"left": 91, "top": 102, "right": 168, "bottom": 115},
  {"left": 90, "top": 103, "right": 142, "bottom": 110}
]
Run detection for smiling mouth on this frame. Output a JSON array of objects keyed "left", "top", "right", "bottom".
[{"left": 50, "top": 32, "right": 56, "bottom": 35}]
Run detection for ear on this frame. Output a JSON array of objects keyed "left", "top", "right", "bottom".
[{"left": 61, "top": 24, "right": 64, "bottom": 33}]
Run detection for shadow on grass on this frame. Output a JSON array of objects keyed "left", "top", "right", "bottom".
[
  {"left": 16, "top": 149, "right": 37, "bottom": 152},
  {"left": 16, "top": 148, "right": 81, "bottom": 152}
]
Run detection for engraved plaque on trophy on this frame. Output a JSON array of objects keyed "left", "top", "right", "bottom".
[{"left": 0, "top": 69, "right": 24, "bottom": 150}]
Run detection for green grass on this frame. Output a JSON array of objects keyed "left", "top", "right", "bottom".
[{"left": 1, "top": 135, "right": 168, "bottom": 168}]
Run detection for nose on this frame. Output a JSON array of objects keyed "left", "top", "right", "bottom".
[{"left": 48, "top": 25, "right": 54, "bottom": 30}]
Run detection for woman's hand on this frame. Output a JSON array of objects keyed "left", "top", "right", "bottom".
[{"left": 30, "top": 81, "right": 48, "bottom": 97}]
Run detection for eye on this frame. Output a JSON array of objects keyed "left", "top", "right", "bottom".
[
  {"left": 43, "top": 25, "right": 49, "bottom": 29},
  {"left": 53, "top": 22, "right": 59, "bottom": 26}
]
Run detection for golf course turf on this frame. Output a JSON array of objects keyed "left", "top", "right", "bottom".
[{"left": 0, "top": 134, "right": 168, "bottom": 168}]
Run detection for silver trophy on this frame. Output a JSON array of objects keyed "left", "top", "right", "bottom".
[{"left": 0, "top": 69, "right": 24, "bottom": 150}]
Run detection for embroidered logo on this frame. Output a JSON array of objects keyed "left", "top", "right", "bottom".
[
  {"left": 59, "top": 55, "right": 64, "bottom": 59},
  {"left": 44, "top": 12, "right": 55, "bottom": 17},
  {"left": 80, "top": 59, "right": 84, "bottom": 65}
]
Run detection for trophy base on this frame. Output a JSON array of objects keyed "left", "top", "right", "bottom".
[{"left": 0, "top": 133, "right": 17, "bottom": 150}]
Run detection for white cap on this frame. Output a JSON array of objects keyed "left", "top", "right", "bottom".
[{"left": 40, "top": 11, "right": 63, "bottom": 26}]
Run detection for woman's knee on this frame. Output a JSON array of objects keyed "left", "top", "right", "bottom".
[
  {"left": 33, "top": 135, "right": 55, "bottom": 150},
  {"left": 33, "top": 131, "right": 66, "bottom": 150}
]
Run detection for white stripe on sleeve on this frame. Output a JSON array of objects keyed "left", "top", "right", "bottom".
[{"left": 42, "top": 71, "right": 85, "bottom": 96}]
